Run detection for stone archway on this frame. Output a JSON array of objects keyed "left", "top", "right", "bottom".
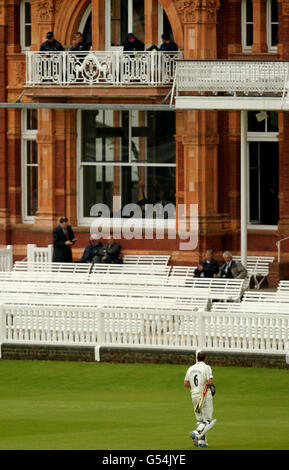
[
  {"left": 54, "top": 0, "right": 90, "bottom": 47},
  {"left": 158, "top": 0, "right": 184, "bottom": 49}
]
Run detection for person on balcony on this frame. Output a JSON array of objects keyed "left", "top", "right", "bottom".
[
  {"left": 95, "top": 235, "right": 122, "bottom": 264},
  {"left": 194, "top": 249, "right": 219, "bottom": 278},
  {"left": 40, "top": 32, "right": 64, "bottom": 52},
  {"left": 159, "top": 33, "right": 178, "bottom": 51},
  {"left": 218, "top": 251, "right": 247, "bottom": 279},
  {"left": 69, "top": 32, "right": 90, "bottom": 52},
  {"left": 147, "top": 33, "right": 178, "bottom": 52},
  {"left": 123, "top": 33, "right": 144, "bottom": 52}
]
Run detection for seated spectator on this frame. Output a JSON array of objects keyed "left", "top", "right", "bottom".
[
  {"left": 69, "top": 32, "right": 90, "bottom": 52},
  {"left": 97, "top": 235, "right": 122, "bottom": 264},
  {"left": 218, "top": 251, "right": 247, "bottom": 279},
  {"left": 194, "top": 250, "right": 219, "bottom": 278},
  {"left": 123, "top": 33, "right": 144, "bottom": 52},
  {"left": 40, "top": 32, "right": 64, "bottom": 52},
  {"left": 146, "top": 33, "right": 178, "bottom": 52},
  {"left": 80, "top": 235, "right": 102, "bottom": 263},
  {"left": 159, "top": 33, "right": 178, "bottom": 51}
]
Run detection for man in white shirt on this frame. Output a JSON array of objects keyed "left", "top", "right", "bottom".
[{"left": 184, "top": 350, "right": 216, "bottom": 448}]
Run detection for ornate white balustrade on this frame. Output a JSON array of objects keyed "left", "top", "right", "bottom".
[
  {"left": 26, "top": 50, "right": 183, "bottom": 86},
  {"left": 175, "top": 60, "right": 289, "bottom": 96}
]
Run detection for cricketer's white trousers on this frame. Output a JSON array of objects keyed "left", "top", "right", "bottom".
[{"left": 192, "top": 391, "right": 213, "bottom": 423}]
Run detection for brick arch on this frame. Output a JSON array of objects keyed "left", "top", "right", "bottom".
[
  {"left": 54, "top": 0, "right": 183, "bottom": 50},
  {"left": 158, "top": 0, "right": 184, "bottom": 49},
  {"left": 54, "top": 0, "right": 90, "bottom": 47}
]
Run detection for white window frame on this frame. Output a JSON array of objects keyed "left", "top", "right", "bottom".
[
  {"left": 267, "top": 0, "right": 278, "bottom": 52},
  {"left": 242, "top": 0, "right": 253, "bottom": 52},
  {"left": 20, "top": 0, "right": 31, "bottom": 52},
  {"left": 76, "top": 110, "right": 176, "bottom": 229},
  {"left": 247, "top": 112, "right": 279, "bottom": 230},
  {"left": 21, "top": 110, "right": 38, "bottom": 223}
]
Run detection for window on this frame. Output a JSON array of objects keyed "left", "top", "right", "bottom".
[
  {"left": 105, "top": 0, "right": 171, "bottom": 49},
  {"left": 242, "top": 0, "right": 253, "bottom": 50},
  {"left": 77, "top": 110, "right": 176, "bottom": 224},
  {"left": 242, "top": 0, "right": 279, "bottom": 51},
  {"left": 21, "top": 110, "right": 38, "bottom": 222},
  {"left": 267, "top": 0, "right": 278, "bottom": 50},
  {"left": 247, "top": 111, "right": 279, "bottom": 227},
  {"left": 20, "top": 1, "right": 31, "bottom": 51}
]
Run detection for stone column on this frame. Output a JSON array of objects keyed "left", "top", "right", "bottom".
[
  {"left": 175, "top": 0, "right": 222, "bottom": 257},
  {"left": 252, "top": 0, "right": 267, "bottom": 53},
  {"left": 34, "top": 108, "right": 56, "bottom": 228},
  {"left": 0, "top": 1, "right": 9, "bottom": 241},
  {"left": 145, "top": 0, "right": 159, "bottom": 48},
  {"left": 7, "top": 109, "right": 22, "bottom": 225},
  {"left": 65, "top": 110, "right": 77, "bottom": 226},
  {"left": 31, "top": 0, "right": 55, "bottom": 48},
  {"left": 92, "top": 0, "right": 105, "bottom": 50}
]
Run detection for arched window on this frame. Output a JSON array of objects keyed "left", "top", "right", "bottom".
[{"left": 20, "top": 0, "right": 31, "bottom": 51}]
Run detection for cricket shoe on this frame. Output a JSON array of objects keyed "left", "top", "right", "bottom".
[
  {"left": 197, "top": 419, "right": 216, "bottom": 439},
  {"left": 189, "top": 431, "right": 199, "bottom": 447},
  {"left": 198, "top": 439, "right": 208, "bottom": 448}
]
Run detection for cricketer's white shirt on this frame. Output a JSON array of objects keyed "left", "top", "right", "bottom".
[{"left": 185, "top": 361, "right": 213, "bottom": 397}]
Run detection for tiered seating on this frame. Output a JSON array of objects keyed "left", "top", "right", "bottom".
[{"left": 234, "top": 255, "right": 275, "bottom": 289}]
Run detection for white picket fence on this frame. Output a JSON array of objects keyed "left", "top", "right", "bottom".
[
  {"left": 0, "top": 246, "right": 13, "bottom": 271},
  {"left": 0, "top": 305, "right": 287, "bottom": 360}
]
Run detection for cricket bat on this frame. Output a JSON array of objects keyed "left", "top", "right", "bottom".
[{"left": 195, "top": 383, "right": 208, "bottom": 413}]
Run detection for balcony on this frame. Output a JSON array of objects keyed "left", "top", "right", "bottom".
[
  {"left": 25, "top": 50, "right": 184, "bottom": 87},
  {"left": 174, "top": 60, "right": 289, "bottom": 111}
]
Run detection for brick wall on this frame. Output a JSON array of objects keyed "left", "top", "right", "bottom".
[
  {"left": 268, "top": 261, "right": 289, "bottom": 288},
  {"left": 2, "top": 344, "right": 288, "bottom": 369}
]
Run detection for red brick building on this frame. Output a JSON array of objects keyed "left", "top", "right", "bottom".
[{"left": 0, "top": 0, "right": 288, "bottom": 268}]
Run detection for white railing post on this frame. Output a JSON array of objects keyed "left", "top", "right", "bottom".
[
  {"left": 276, "top": 236, "right": 289, "bottom": 263},
  {"left": 95, "top": 308, "right": 104, "bottom": 361}
]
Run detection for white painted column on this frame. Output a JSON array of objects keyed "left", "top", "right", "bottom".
[{"left": 240, "top": 110, "right": 247, "bottom": 267}]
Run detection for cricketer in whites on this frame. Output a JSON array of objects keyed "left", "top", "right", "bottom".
[{"left": 184, "top": 350, "right": 216, "bottom": 448}]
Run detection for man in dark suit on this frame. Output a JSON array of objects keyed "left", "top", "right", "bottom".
[
  {"left": 194, "top": 250, "right": 219, "bottom": 278},
  {"left": 52, "top": 217, "right": 77, "bottom": 262},
  {"left": 98, "top": 235, "right": 122, "bottom": 264},
  {"left": 80, "top": 235, "right": 102, "bottom": 263}
]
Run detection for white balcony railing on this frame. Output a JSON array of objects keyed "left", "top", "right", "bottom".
[
  {"left": 175, "top": 60, "right": 289, "bottom": 96},
  {"left": 26, "top": 50, "right": 183, "bottom": 86}
]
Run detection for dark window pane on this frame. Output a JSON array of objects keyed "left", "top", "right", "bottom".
[
  {"left": 27, "top": 140, "right": 37, "bottom": 165},
  {"left": 27, "top": 165, "right": 38, "bottom": 216},
  {"left": 111, "top": 0, "right": 128, "bottom": 46},
  {"left": 271, "top": 24, "right": 278, "bottom": 46},
  {"left": 26, "top": 109, "right": 37, "bottom": 130},
  {"left": 83, "top": 13, "right": 92, "bottom": 47},
  {"left": 147, "top": 111, "right": 176, "bottom": 163},
  {"left": 83, "top": 166, "right": 114, "bottom": 217},
  {"left": 271, "top": 0, "right": 278, "bottom": 22},
  {"left": 25, "top": 1, "right": 31, "bottom": 23},
  {"left": 133, "top": 0, "right": 144, "bottom": 44},
  {"left": 163, "top": 11, "right": 173, "bottom": 39},
  {"left": 249, "top": 142, "right": 260, "bottom": 222},
  {"left": 248, "top": 111, "right": 266, "bottom": 132},
  {"left": 246, "top": 24, "right": 253, "bottom": 47},
  {"left": 259, "top": 142, "right": 279, "bottom": 225},
  {"left": 246, "top": 0, "right": 253, "bottom": 22},
  {"left": 268, "top": 112, "right": 278, "bottom": 132}
]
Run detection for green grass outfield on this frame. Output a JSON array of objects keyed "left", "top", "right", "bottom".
[{"left": 0, "top": 360, "right": 288, "bottom": 450}]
